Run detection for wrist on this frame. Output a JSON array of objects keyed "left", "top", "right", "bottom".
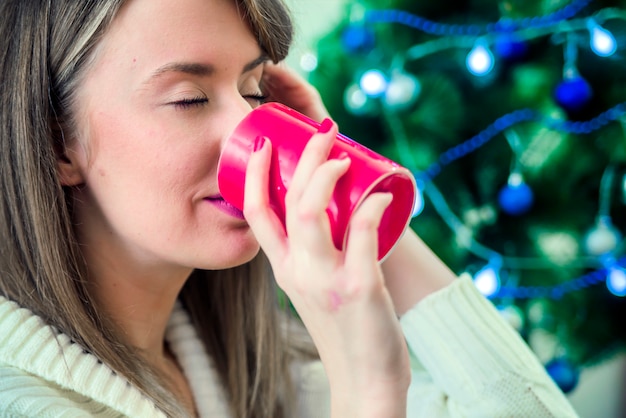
[
  {"left": 330, "top": 385, "right": 408, "bottom": 418},
  {"left": 382, "top": 229, "right": 456, "bottom": 315}
]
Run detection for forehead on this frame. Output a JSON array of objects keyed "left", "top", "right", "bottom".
[{"left": 93, "top": 0, "right": 261, "bottom": 80}]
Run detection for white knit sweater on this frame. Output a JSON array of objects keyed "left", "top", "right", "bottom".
[{"left": 0, "top": 277, "right": 579, "bottom": 417}]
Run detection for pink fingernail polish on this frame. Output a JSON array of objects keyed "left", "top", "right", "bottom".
[
  {"left": 318, "top": 118, "right": 334, "bottom": 134},
  {"left": 253, "top": 135, "right": 266, "bottom": 152}
]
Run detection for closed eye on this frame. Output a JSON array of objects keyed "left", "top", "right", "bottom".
[
  {"left": 243, "top": 92, "right": 268, "bottom": 106},
  {"left": 171, "top": 96, "right": 208, "bottom": 109}
]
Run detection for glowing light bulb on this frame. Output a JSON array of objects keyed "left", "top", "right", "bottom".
[
  {"left": 466, "top": 42, "right": 494, "bottom": 77},
  {"left": 359, "top": 69, "right": 388, "bottom": 97},
  {"left": 588, "top": 20, "right": 617, "bottom": 57},
  {"left": 473, "top": 264, "right": 501, "bottom": 297},
  {"left": 607, "top": 267, "right": 626, "bottom": 297}
]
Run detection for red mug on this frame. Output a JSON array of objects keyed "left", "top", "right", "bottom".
[{"left": 217, "top": 102, "right": 416, "bottom": 261}]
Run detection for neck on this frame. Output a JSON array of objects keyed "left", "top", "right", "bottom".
[
  {"left": 86, "top": 257, "right": 199, "bottom": 415},
  {"left": 88, "top": 263, "right": 191, "bottom": 357}
]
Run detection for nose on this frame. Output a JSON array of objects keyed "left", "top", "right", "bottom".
[
  {"left": 215, "top": 96, "right": 260, "bottom": 208},
  {"left": 217, "top": 96, "right": 256, "bottom": 152}
]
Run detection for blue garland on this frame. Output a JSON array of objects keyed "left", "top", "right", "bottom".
[
  {"left": 420, "top": 102, "right": 626, "bottom": 182},
  {"left": 361, "top": 0, "right": 626, "bottom": 301},
  {"left": 495, "top": 264, "right": 615, "bottom": 299},
  {"left": 365, "top": 0, "right": 594, "bottom": 36},
  {"left": 411, "top": 102, "right": 626, "bottom": 300}
]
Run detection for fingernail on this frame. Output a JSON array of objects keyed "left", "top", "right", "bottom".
[
  {"left": 318, "top": 118, "right": 334, "bottom": 134},
  {"left": 253, "top": 136, "right": 266, "bottom": 152},
  {"left": 337, "top": 151, "right": 349, "bottom": 160}
]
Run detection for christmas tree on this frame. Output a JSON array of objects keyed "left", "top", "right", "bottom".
[{"left": 307, "top": 0, "right": 626, "bottom": 394}]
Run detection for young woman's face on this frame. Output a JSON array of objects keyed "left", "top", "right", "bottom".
[{"left": 69, "top": 0, "right": 266, "bottom": 273}]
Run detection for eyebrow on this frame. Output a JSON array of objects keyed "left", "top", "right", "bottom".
[{"left": 145, "top": 54, "right": 269, "bottom": 84}]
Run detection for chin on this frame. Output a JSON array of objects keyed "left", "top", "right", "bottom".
[{"left": 198, "top": 241, "right": 262, "bottom": 270}]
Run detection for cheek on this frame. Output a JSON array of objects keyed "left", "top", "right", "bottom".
[
  {"left": 86, "top": 110, "right": 218, "bottom": 189},
  {"left": 88, "top": 110, "right": 157, "bottom": 169}
]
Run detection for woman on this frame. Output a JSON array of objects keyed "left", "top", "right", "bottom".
[{"left": 0, "top": 0, "right": 579, "bottom": 417}]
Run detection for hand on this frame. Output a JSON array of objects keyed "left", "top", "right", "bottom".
[
  {"left": 244, "top": 120, "right": 410, "bottom": 417},
  {"left": 262, "top": 62, "right": 454, "bottom": 318},
  {"left": 262, "top": 62, "right": 330, "bottom": 122}
]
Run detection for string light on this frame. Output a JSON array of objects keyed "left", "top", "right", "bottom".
[
  {"left": 419, "top": 103, "right": 626, "bottom": 182},
  {"left": 344, "top": 1, "right": 626, "bottom": 303},
  {"left": 587, "top": 19, "right": 617, "bottom": 57},
  {"left": 466, "top": 40, "right": 495, "bottom": 77},
  {"left": 473, "top": 260, "right": 502, "bottom": 298},
  {"left": 495, "top": 264, "right": 613, "bottom": 300},
  {"left": 411, "top": 178, "right": 626, "bottom": 301},
  {"left": 607, "top": 266, "right": 626, "bottom": 297},
  {"left": 359, "top": 4, "right": 626, "bottom": 79},
  {"left": 364, "top": 0, "right": 594, "bottom": 36},
  {"left": 359, "top": 69, "right": 388, "bottom": 97}
]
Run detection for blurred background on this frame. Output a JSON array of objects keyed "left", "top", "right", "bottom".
[{"left": 284, "top": 0, "right": 626, "bottom": 417}]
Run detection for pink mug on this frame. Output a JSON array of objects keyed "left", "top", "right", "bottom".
[{"left": 217, "top": 102, "right": 416, "bottom": 261}]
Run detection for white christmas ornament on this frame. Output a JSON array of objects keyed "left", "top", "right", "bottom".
[
  {"left": 384, "top": 71, "right": 421, "bottom": 110},
  {"left": 343, "top": 84, "right": 377, "bottom": 116},
  {"left": 583, "top": 218, "right": 622, "bottom": 256}
]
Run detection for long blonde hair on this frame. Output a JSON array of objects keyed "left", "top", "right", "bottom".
[{"left": 0, "top": 1, "right": 310, "bottom": 416}]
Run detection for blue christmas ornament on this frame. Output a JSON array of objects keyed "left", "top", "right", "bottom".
[
  {"left": 554, "top": 75, "right": 593, "bottom": 113},
  {"left": 494, "top": 34, "right": 528, "bottom": 61},
  {"left": 498, "top": 181, "right": 534, "bottom": 216},
  {"left": 545, "top": 358, "right": 579, "bottom": 394},
  {"left": 341, "top": 25, "right": 376, "bottom": 54}
]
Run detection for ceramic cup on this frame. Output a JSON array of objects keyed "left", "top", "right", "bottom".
[{"left": 217, "top": 102, "right": 416, "bottom": 261}]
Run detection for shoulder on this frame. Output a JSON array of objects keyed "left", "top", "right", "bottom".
[
  {"left": 0, "top": 297, "right": 163, "bottom": 418},
  {"left": 0, "top": 365, "right": 124, "bottom": 418}
]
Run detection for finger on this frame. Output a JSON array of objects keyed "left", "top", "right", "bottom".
[
  {"left": 262, "top": 62, "right": 313, "bottom": 98},
  {"left": 286, "top": 157, "right": 351, "bottom": 255},
  {"left": 262, "top": 63, "right": 330, "bottom": 121},
  {"left": 344, "top": 193, "right": 393, "bottom": 275},
  {"left": 243, "top": 137, "right": 288, "bottom": 259},
  {"left": 262, "top": 62, "right": 304, "bottom": 90},
  {"left": 286, "top": 119, "right": 336, "bottom": 206}
]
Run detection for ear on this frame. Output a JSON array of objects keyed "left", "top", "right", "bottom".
[{"left": 56, "top": 146, "right": 85, "bottom": 187}]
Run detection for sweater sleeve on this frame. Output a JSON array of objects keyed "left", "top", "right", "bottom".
[{"left": 400, "top": 276, "right": 580, "bottom": 417}]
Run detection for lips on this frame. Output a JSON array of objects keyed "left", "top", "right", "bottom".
[{"left": 204, "top": 195, "right": 245, "bottom": 220}]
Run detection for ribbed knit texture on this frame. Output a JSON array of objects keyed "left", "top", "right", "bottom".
[
  {"left": 166, "top": 303, "right": 231, "bottom": 417},
  {"left": 0, "top": 277, "right": 580, "bottom": 417},
  {"left": 0, "top": 297, "right": 163, "bottom": 417},
  {"left": 401, "top": 277, "right": 580, "bottom": 417}
]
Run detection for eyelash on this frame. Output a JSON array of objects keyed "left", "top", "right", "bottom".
[
  {"left": 243, "top": 92, "right": 268, "bottom": 104},
  {"left": 172, "top": 92, "right": 268, "bottom": 109},
  {"left": 172, "top": 96, "right": 207, "bottom": 109}
]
